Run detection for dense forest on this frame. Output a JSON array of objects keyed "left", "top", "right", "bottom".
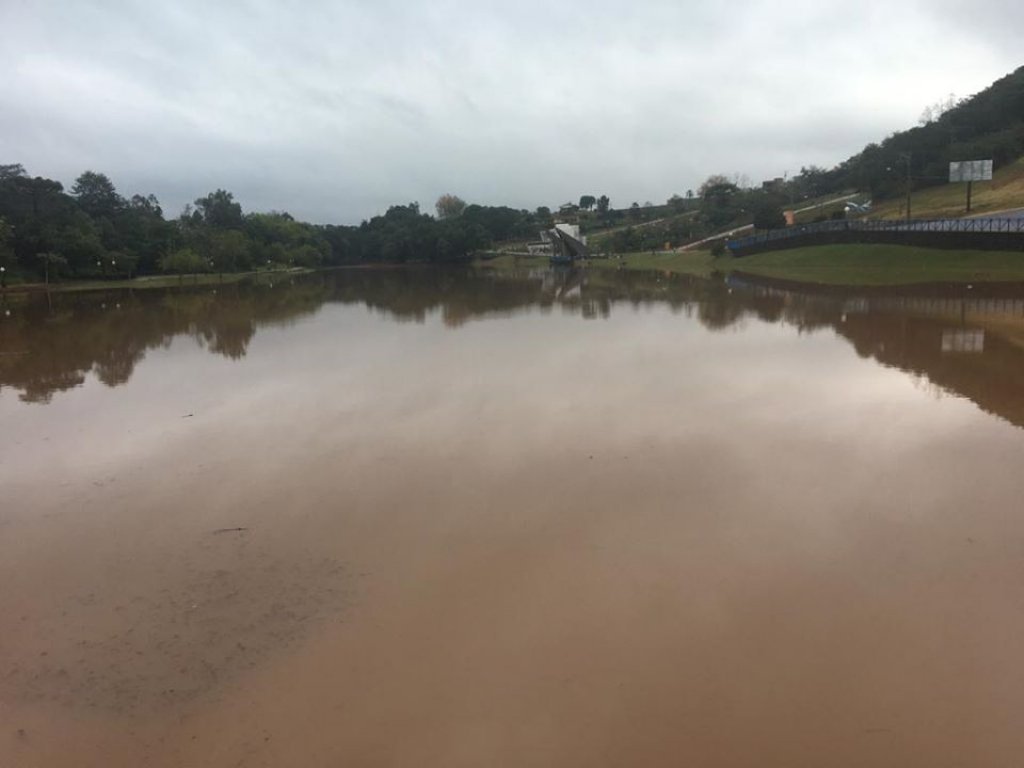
[{"left": 0, "top": 165, "right": 553, "bottom": 284}]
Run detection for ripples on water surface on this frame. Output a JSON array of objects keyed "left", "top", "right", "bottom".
[{"left": 2, "top": 267, "right": 1024, "bottom": 767}]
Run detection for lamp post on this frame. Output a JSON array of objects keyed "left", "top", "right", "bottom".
[
  {"left": 899, "top": 152, "right": 912, "bottom": 222},
  {"left": 886, "top": 153, "right": 913, "bottom": 222},
  {"left": 0, "top": 265, "right": 6, "bottom": 290}
]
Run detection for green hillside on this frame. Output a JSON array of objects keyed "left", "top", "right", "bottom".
[
  {"left": 871, "top": 157, "right": 1024, "bottom": 219},
  {"left": 822, "top": 66, "right": 1024, "bottom": 203}
]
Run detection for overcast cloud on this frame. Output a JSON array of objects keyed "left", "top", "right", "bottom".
[{"left": 1, "top": 0, "right": 1021, "bottom": 223}]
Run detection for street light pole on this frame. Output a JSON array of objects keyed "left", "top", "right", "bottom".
[{"left": 902, "top": 152, "right": 912, "bottom": 222}]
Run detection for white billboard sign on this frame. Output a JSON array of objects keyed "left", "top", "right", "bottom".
[{"left": 949, "top": 159, "right": 993, "bottom": 183}]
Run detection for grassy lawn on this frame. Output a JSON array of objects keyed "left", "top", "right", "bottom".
[
  {"left": 727, "top": 244, "right": 1024, "bottom": 285},
  {"left": 591, "top": 250, "right": 718, "bottom": 276},
  {"left": 871, "top": 157, "right": 1024, "bottom": 220}
]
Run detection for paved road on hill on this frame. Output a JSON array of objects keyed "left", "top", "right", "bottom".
[
  {"left": 674, "top": 200, "right": 1024, "bottom": 252},
  {"left": 677, "top": 193, "right": 864, "bottom": 251}
]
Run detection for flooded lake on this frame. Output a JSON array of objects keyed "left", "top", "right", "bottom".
[{"left": 3, "top": 267, "right": 1024, "bottom": 767}]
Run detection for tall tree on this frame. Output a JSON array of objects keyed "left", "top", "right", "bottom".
[
  {"left": 435, "top": 194, "right": 466, "bottom": 220},
  {"left": 129, "top": 193, "right": 162, "bottom": 217},
  {"left": 206, "top": 230, "right": 250, "bottom": 275},
  {"left": 71, "top": 171, "right": 124, "bottom": 218},
  {"left": 596, "top": 195, "right": 610, "bottom": 214},
  {"left": 0, "top": 164, "right": 26, "bottom": 181},
  {"left": 579, "top": 195, "right": 596, "bottom": 211},
  {"left": 194, "top": 189, "right": 243, "bottom": 228},
  {"left": 54, "top": 210, "right": 105, "bottom": 273},
  {"left": 534, "top": 206, "right": 554, "bottom": 231},
  {"left": 698, "top": 175, "right": 741, "bottom": 228},
  {"left": 752, "top": 201, "right": 786, "bottom": 230},
  {"left": 0, "top": 216, "right": 13, "bottom": 279},
  {"left": 115, "top": 194, "right": 173, "bottom": 274},
  {"left": 698, "top": 175, "right": 733, "bottom": 199}
]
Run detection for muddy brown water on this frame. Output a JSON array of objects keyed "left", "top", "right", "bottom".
[{"left": 3, "top": 268, "right": 1024, "bottom": 766}]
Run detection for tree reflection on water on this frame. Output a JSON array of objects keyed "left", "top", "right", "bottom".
[{"left": 4, "top": 269, "right": 1024, "bottom": 431}]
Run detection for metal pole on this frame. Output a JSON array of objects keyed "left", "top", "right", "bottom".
[{"left": 905, "top": 153, "right": 912, "bottom": 222}]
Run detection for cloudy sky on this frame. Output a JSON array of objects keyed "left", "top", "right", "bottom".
[{"left": 1, "top": 0, "right": 1020, "bottom": 224}]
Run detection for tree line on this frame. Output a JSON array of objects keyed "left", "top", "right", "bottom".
[
  {"left": 5, "top": 66, "right": 1019, "bottom": 281},
  {"left": 0, "top": 167, "right": 555, "bottom": 285}
]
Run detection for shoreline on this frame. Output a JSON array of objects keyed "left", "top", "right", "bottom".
[
  {"left": 5, "top": 243, "right": 1024, "bottom": 296},
  {"left": 475, "top": 243, "right": 1024, "bottom": 288},
  {"left": 0, "top": 263, "right": 423, "bottom": 295}
]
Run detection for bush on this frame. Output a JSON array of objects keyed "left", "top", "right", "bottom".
[{"left": 160, "top": 248, "right": 209, "bottom": 275}]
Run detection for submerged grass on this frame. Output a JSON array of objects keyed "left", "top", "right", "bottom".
[
  {"left": 593, "top": 250, "right": 719, "bottom": 277},
  {"left": 478, "top": 244, "right": 1024, "bottom": 286},
  {"left": 475, "top": 251, "right": 719, "bottom": 277}
]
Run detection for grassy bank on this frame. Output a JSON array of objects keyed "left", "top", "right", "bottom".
[
  {"left": 872, "top": 157, "right": 1024, "bottom": 220},
  {"left": 726, "top": 244, "right": 1024, "bottom": 285},
  {"left": 478, "top": 244, "right": 1024, "bottom": 286},
  {"left": 18, "top": 245, "right": 1024, "bottom": 294},
  {"left": 0, "top": 267, "right": 316, "bottom": 294}
]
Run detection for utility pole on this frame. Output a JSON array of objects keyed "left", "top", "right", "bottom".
[{"left": 902, "top": 152, "right": 912, "bottom": 222}]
